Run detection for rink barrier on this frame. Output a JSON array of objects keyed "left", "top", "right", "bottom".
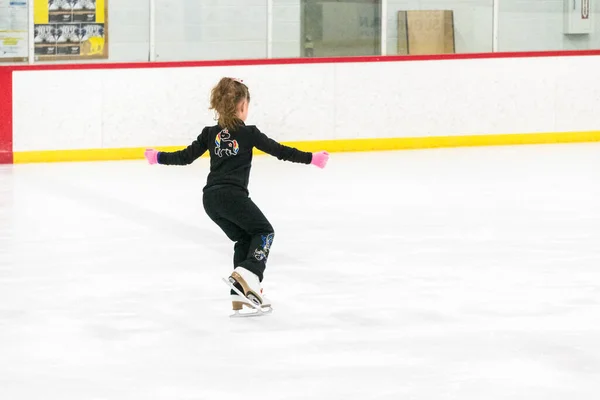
[
  {"left": 5, "top": 49, "right": 600, "bottom": 164},
  {"left": 11, "top": 131, "right": 600, "bottom": 164},
  {"left": 0, "top": 69, "right": 12, "bottom": 164}
]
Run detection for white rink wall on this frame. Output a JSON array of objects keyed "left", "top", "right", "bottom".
[{"left": 11, "top": 55, "right": 600, "bottom": 152}]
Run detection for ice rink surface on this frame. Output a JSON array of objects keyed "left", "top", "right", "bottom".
[{"left": 1, "top": 143, "right": 600, "bottom": 400}]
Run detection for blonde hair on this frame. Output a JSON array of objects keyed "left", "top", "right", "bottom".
[{"left": 209, "top": 77, "right": 250, "bottom": 131}]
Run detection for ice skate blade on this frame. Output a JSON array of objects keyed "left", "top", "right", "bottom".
[{"left": 229, "top": 307, "right": 273, "bottom": 318}]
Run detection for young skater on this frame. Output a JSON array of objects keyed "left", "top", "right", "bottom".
[{"left": 144, "top": 77, "right": 329, "bottom": 314}]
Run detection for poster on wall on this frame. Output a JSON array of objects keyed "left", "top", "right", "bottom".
[
  {"left": 33, "top": 0, "right": 107, "bottom": 60},
  {"left": 0, "top": 0, "right": 29, "bottom": 62}
]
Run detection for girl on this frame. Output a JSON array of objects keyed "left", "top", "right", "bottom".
[{"left": 144, "top": 77, "right": 329, "bottom": 314}]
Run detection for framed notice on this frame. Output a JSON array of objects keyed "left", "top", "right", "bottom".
[
  {"left": 34, "top": 0, "right": 107, "bottom": 60},
  {"left": 0, "top": 0, "right": 29, "bottom": 62}
]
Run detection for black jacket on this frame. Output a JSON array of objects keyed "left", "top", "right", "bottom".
[{"left": 157, "top": 123, "right": 313, "bottom": 193}]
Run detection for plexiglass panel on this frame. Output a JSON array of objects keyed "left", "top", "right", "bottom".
[
  {"left": 301, "top": 0, "right": 382, "bottom": 58},
  {"left": 154, "top": 0, "right": 268, "bottom": 61},
  {"left": 498, "top": 0, "right": 600, "bottom": 51}
]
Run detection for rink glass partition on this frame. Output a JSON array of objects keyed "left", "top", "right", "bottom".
[
  {"left": 0, "top": 0, "right": 599, "bottom": 65},
  {"left": 2, "top": 1, "right": 600, "bottom": 164}
]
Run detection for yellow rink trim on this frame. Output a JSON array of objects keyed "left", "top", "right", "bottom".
[{"left": 13, "top": 131, "right": 600, "bottom": 164}]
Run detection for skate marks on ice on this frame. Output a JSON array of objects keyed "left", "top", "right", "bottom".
[
  {"left": 10, "top": 162, "right": 304, "bottom": 266},
  {"left": 3, "top": 147, "right": 600, "bottom": 399}
]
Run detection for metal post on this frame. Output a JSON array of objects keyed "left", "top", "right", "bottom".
[
  {"left": 149, "top": 0, "right": 156, "bottom": 61},
  {"left": 493, "top": 0, "right": 499, "bottom": 51},
  {"left": 28, "top": 0, "right": 34, "bottom": 64},
  {"left": 267, "top": 0, "right": 273, "bottom": 58},
  {"left": 381, "top": 0, "right": 387, "bottom": 56}
]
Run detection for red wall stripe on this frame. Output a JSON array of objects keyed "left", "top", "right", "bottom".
[
  {"left": 4, "top": 49, "right": 600, "bottom": 72},
  {"left": 0, "top": 68, "right": 12, "bottom": 164}
]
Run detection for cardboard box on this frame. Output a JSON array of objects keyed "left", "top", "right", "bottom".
[{"left": 398, "top": 10, "right": 455, "bottom": 55}]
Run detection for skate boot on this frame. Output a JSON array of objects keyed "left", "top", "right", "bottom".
[
  {"left": 230, "top": 281, "right": 251, "bottom": 311},
  {"left": 225, "top": 267, "right": 272, "bottom": 316},
  {"left": 231, "top": 267, "right": 264, "bottom": 306},
  {"left": 60, "top": 0, "right": 73, "bottom": 10}
]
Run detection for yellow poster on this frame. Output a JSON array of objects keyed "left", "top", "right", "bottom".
[{"left": 33, "top": 0, "right": 107, "bottom": 60}]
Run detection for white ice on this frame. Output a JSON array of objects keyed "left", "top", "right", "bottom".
[{"left": 1, "top": 143, "right": 600, "bottom": 400}]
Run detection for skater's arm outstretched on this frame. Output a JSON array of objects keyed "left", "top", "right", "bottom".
[
  {"left": 251, "top": 127, "right": 329, "bottom": 168},
  {"left": 145, "top": 128, "right": 208, "bottom": 166}
]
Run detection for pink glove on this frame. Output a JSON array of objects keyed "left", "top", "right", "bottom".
[
  {"left": 311, "top": 151, "right": 329, "bottom": 169},
  {"left": 145, "top": 148, "right": 159, "bottom": 165}
]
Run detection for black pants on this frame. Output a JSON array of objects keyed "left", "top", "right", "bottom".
[{"left": 202, "top": 186, "right": 274, "bottom": 282}]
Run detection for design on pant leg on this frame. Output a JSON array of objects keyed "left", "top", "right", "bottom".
[
  {"left": 254, "top": 233, "right": 274, "bottom": 261},
  {"left": 215, "top": 129, "right": 239, "bottom": 158}
]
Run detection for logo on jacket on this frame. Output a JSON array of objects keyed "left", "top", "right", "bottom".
[{"left": 215, "top": 129, "right": 239, "bottom": 157}]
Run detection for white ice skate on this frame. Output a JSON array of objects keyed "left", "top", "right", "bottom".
[
  {"left": 48, "top": 0, "right": 60, "bottom": 11},
  {"left": 222, "top": 267, "right": 272, "bottom": 318},
  {"left": 82, "top": 0, "right": 96, "bottom": 10},
  {"left": 60, "top": 0, "right": 73, "bottom": 10}
]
